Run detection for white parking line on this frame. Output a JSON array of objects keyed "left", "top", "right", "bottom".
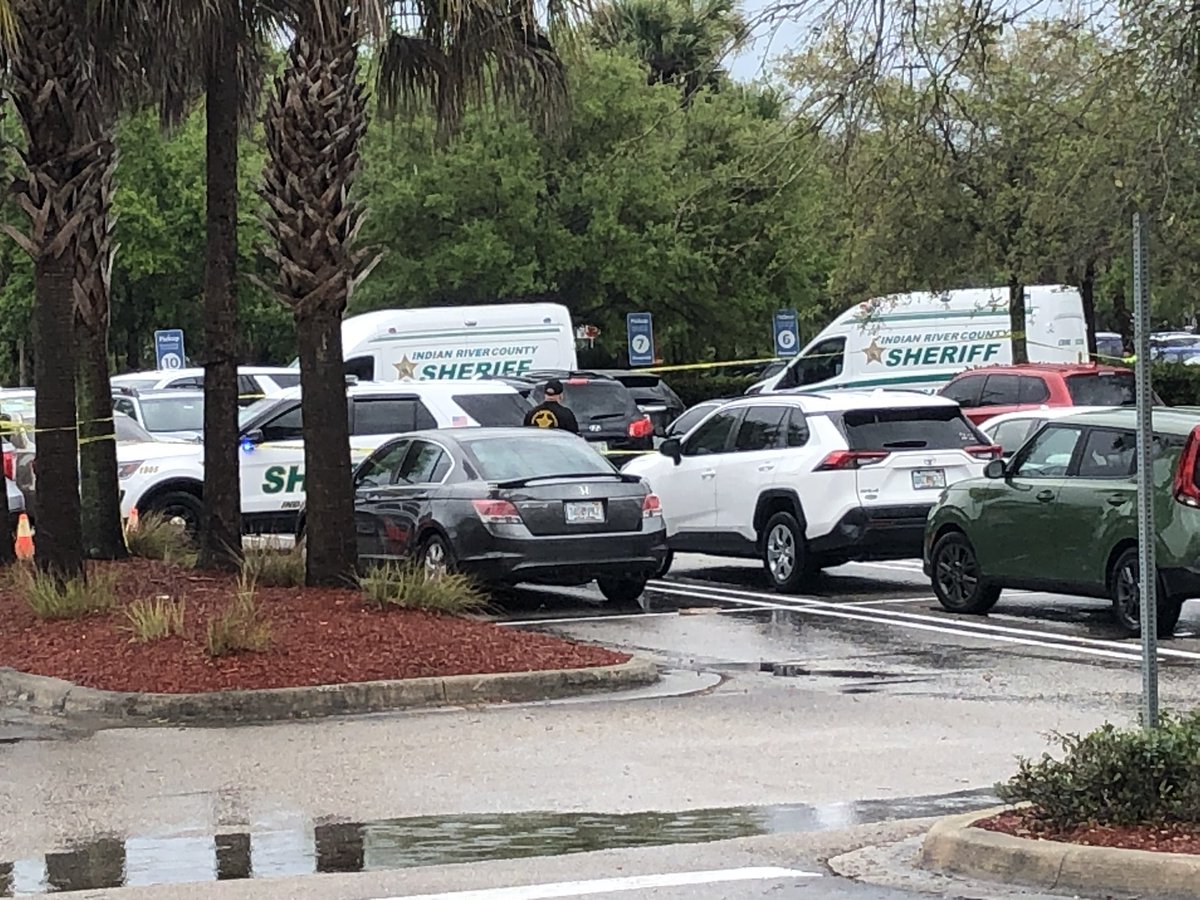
[
  {"left": 663, "top": 581, "right": 1200, "bottom": 663},
  {"left": 496, "top": 611, "right": 683, "bottom": 627},
  {"left": 373, "top": 867, "right": 819, "bottom": 900}
]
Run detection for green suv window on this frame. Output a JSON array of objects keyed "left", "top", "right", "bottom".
[
  {"left": 1013, "top": 425, "right": 1082, "bottom": 478},
  {"left": 1077, "top": 429, "right": 1136, "bottom": 478}
]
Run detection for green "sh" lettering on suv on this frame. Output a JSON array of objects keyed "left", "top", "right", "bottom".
[
  {"left": 924, "top": 408, "right": 1200, "bottom": 639},
  {"left": 263, "top": 465, "right": 305, "bottom": 494}
]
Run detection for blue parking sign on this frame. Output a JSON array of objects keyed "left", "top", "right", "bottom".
[
  {"left": 155, "top": 329, "right": 186, "bottom": 370},
  {"left": 627, "top": 312, "right": 655, "bottom": 367},
  {"left": 773, "top": 309, "right": 799, "bottom": 358}
]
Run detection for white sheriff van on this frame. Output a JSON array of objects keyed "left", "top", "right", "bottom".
[
  {"left": 337, "top": 302, "right": 578, "bottom": 383},
  {"left": 117, "top": 381, "right": 531, "bottom": 534},
  {"left": 754, "top": 285, "right": 1088, "bottom": 395}
]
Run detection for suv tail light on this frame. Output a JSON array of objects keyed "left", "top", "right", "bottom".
[
  {"left": 471, "top": 499, "right": 523, "bottom": 524},
  {"left": 814, "top": 450, "right": 889, "bottom": 471},
  {"left": 642, "top": 493, "right": 662, "bottom": 518},
  {"left": 1174, "top": 426, "right": 1200, "bottom": 507},
  {"left": 966, "top": 444, "right": 1003, "bottom": 460},
  {"left": 2, "top": 450, "right": 12, "bottom": 481},
  {"left": 628, "top": 416, "right": 654, "bottom": 439}
]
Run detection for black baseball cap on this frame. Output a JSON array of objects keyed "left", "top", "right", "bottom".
[{"left": 545, "top": 379, "right": 564, "bottom": 395}]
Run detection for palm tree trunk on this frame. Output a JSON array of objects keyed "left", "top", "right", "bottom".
[
  {"left": 261, "top": 10, "right": 374, "bottom": 587},
  {"left": 75, "top": 130, "right": 126, "bottom": 560},
  {"left": 197, "top": 26, "right": 243, "bottom": 572},
  {"left": 33, "top": 250, "right": 85, "bottom": 578}
]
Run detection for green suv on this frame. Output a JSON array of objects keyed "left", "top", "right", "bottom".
[{"left": 923, "top": 409, "right": 1200, "bottom": 637}]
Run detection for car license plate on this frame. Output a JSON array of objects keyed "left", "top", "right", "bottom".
[
  {"left": 565, "top": 500, "right": 604, "bottom": 523},
  {"left": 912, "top": 468, "right": 946, "bottom": 490},
  {"left": 595, "top": 441, "right": 609, "bottom": 452}
]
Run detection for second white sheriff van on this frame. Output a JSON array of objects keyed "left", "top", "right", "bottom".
[
  {"left": 337, "top": 302, "right": 578, "bottom": 382},
  {"left": 755, "top": 284, "right": 1088, "bottom": 394}
]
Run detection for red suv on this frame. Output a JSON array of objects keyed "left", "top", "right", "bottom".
[{"left": 939, "top": 363, "right": 1137, "bottom": 425}]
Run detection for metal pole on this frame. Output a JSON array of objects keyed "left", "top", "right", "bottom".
[{"left": 1133, "top": 211, "right": 1159, "bottom": 729}]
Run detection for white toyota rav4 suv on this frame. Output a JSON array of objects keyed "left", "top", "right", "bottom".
[
  {"left": 118, "top": 380, "right": 531, "bottom": 534},
  {"left": 623, "top": 389, "right": 1000, "bottom": 591}
]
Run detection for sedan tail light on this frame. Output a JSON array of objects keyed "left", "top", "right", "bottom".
[
  {"left": 966, "top": 444, "right": 1004, "bottom": 460},
  {"left": 628, "top": 416, "right": 654, "bottom": 439},
  {"left": 471, "top": 498, "right": 523, "bottom": 524},
  {"left": 814, "top": 450, "right": 889, "bottom": 471},
  {"left": 1174, "top": 426, "right": 1200, "bottom": 507},
  {"left": 642, "top": 493, "right": 662, "bottom": 518},
  {"left": 2, "top": 451, "right": 12, "bottom": 481}
]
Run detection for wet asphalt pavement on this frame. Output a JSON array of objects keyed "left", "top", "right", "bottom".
[{"left": 3, "top": 553, "right": 1200, "bottom": 898}]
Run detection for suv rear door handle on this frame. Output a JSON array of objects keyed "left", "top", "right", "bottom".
[
  {"left": 758, "top": 463, "right": 776, "bottom": 472},
  {"left": 701, "top": 469, "right": 716, "bottom": 480},
  {"left": 1035, "top": 490, "right": 1055, "bottom": 502},
  {"left": 1107, "top": 494, "right": 1128, "bottom": 507}
]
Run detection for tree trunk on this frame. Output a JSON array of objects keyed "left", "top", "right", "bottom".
[
  {"left": 197, "top": 29, "right": 243, "bottom": 572},
  {"left": 1113, "top": 284, "right": 1133, "bottom": 356},
  {"left": 33, "top": 251, "right": 84, "bottom": 579},
  {"left": 74, "top": 128, "right": 125, "bottom": 560},
  {"left": 17, "top": 338, "right": 27, "bottom": 386},
  {"left": 260, "top": 10, "right": 374, "bottom": 587},
  {"left": 1080, "top": 259, "right": 1098, "bottom": 361},
  {"left": 1008, "top": 275, "right": 1028, "bottom": 364},
  {"left": 296, "top": 304, "right": 355, "bottom": 586}
]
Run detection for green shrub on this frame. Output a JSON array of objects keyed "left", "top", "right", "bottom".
[
  {"left": 122, "top": 596, "right": 186, "bottom": 642},
  {"left": 204, "top": 573, "right": 272, "bottom": 657},
  {"left": 18, "top": 565, "right": 120, "bottom": 620},
  {"left": 996, "top": 712, "right": 1200, "bottom": 828},
  {"left": 241, "top": 540, "right": 305, "bottom": 587},
  {"left": 1153, "top": 363, "right": 1200, "bottom": 407},
  {"left": 361, "top": 563, "right": 488, "bottom": 614},
  {"left": 125, "top": 512, "right": 197, "bottom": 566}
]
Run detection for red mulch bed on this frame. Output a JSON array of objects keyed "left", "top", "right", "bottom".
[
  {"left": 0, "top": 559, "right": 628, "bottom": 694},
  {"left": 975, "top": 809, "right": 1200, "bottom": 855}
]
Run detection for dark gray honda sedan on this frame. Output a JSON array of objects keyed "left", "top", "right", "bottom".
[{"left": 300, "top": 427, "right": 667, "bottom": 606}]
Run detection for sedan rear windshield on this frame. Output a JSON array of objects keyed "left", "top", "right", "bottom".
[
  {"left": 841, "top": 407, "right": 983, "bottom": 451},
  {"left": 531, "top": 382, "right": 639, "bottom": 420},
  {"left": 1066, "top": 372, "right": 1136, "bottom": 406},
  {"left": 451, "top": 393, "right": 531, "bottom": 426},
  {"left": 464, "top": 435, "right": 615, "bottom": 481}
]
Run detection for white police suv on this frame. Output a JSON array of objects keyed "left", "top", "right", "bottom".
[{"left": 117, "top": 381, "right": 532, "bottom": 534}]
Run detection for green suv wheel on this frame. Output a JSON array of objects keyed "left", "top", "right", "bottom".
[
  {"left": 1109, "top": 547, "right": 1183, "bottom": 638},
  {"left": 930, "top": 531, "right": 1001, "bottom": 614}
]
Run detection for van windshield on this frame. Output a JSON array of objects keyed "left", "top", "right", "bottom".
[{"left": 792, "top": 337, "right": 845, "bottom": 386}]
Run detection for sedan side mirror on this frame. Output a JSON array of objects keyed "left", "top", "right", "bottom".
[
  {"left": 241, "top": 428, "right": 265, "bottom": 447},
  {"left": 659, "top": 438, "right": 682, "bottom": 465},
  {"left": 984, "top": 458, "right": 1007, "bottom": 479}
]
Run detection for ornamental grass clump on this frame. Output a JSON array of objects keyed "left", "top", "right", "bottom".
[
  {"left": 241, "top": 540, "right": 305, "bottom": 587},
  {"left": 125, "top": 512, "right": 196, "bottom": 566},
  {"left": 18, "top": 565, "right": 119, "bottom": 620},
  {"left": 204, "top": 572, "right": 272, "bottom": 657},
  {"left": 996, "top": 712, "right": 1200, "bottom": 828},
  {"left": 360, "top": 563, "right": 487, "bottom": 614},
  {"left": 122, "top": 596, "right": 186, "bottom": 642}
]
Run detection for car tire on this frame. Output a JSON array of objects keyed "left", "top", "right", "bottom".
[
  {"left": 143, "top": 491, "right": 203, "bottom": 540},
  {"left": 1109, "top": 547, "right": 1180, "bottom": 638},
  {"left": 597, "top": 575, "right": 647, "bottom": 609},
  {"left": 762, "top": 511, "right": 809, "bottom": 594},
  {"left": 930, "top": 532, "right": 1001, "bottom": 614},
  {"left": 418, "top": 533, "right": 455, "bottom": 579}
]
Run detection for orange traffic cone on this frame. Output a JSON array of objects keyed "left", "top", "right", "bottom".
[
  {"left": 127, "top": 507, "right": 139, "bottom": 533},
  {"left": 14, "top": 513, "right": 33, "bottom": 560}
]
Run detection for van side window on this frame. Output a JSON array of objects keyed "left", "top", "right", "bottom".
[
  {"left": 793, "top": 337, "right": 845, "bottom": 387},
  {"left": 345, "top": 356, "right": 374, "bottom": 382}
]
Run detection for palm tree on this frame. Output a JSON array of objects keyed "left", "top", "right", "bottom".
[
  {"left": 2, "top": 0, "right": 114, "bottom": 578},
  {"left": 260, "top": 0, "right": 568, "bottom": 585},
  {"left": 591, "top": 0, "right": 745, "bottom": 100},
  {"left": 130, "top": 0, "right": 275, "bottom": 571}
]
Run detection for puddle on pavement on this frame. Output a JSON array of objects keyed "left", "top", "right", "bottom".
[{"left": 0, "top": 788, "right": 996, "bottom": 894}]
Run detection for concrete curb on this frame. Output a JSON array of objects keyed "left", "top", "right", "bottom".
[
  {"left": 920, "top": 805, "right": 1200, "bottom": 899},
  {"left": 0, "top": 656, "right": 659, "bottom": 726}
]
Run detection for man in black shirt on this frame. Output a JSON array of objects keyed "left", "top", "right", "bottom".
[{"left": 523, "top": 379, "right": 579, "bottom": 434}]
